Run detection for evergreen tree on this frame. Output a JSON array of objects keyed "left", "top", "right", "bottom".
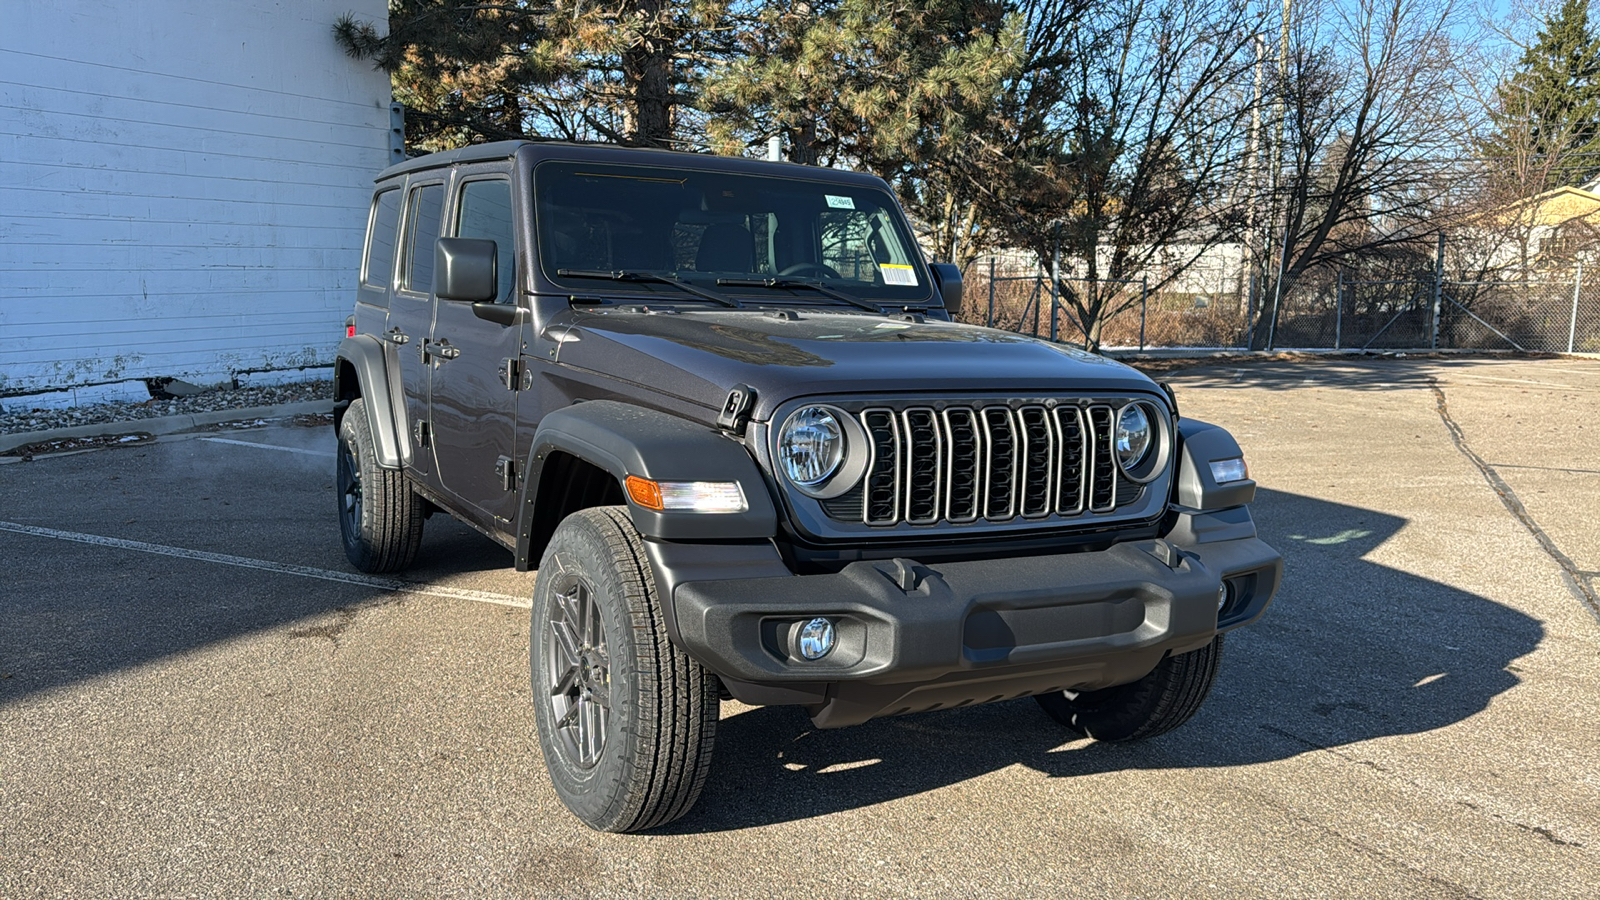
[
  {"left": 700, "top": 1, "right": 1032, "bottom": 268},
  {"left": 335, "top": 1, "right": 732, "bottom": 151},
  {"left": 1483, "top": 0, "right": 1600, "bottom": 187}
]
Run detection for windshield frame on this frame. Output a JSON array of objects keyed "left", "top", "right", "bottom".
[{"left": 530, "top": 157, "right": 937, "bottom": 308}]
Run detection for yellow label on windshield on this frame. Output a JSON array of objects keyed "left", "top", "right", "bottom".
[{"left": 880, "top": 264, "right": 917, "bottom": 286}]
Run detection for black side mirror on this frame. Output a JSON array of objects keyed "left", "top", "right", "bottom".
[
  {"left": 434, "top": 237, "right": 498, "bottom": 302},
  {"left": 928, "top": 263, "right": 963, "bottom": 318}
]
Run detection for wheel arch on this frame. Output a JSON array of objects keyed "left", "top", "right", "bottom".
[
  {"left": 334, "top": 335, "right": 409, "bottom": 469},
  {"left": 513, "top": 401, "right": 778, "bottom": 571}
]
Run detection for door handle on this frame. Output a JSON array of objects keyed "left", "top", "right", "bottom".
[
  {"left": 386, "top": 327, "right": 409, "bottom": 345},
  {"left": 423, "top": 339, "right": 460, "bottom": 361}
]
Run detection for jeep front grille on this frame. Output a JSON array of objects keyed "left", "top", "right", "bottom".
[{"left": 845, "top": 403, "right": 1142, "bottom": 528}]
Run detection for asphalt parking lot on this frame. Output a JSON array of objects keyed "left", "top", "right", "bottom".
[{"left": 2, "top": 355, "right": 1597, "bottom": 898}]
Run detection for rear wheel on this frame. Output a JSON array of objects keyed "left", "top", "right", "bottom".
[
  {"left": 530, "top": 507, "right": 718, "bottom": 833},
  {"left": 1035, "top": 636, "right": 1223, "bottom": 741},
  {"left": 336, "top": 398, "right": 424, "bottom": 573}
]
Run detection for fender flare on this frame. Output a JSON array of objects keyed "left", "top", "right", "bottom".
[
  {"left": 334, "top": 335, "right": 409, "bottom": 469},
  {"left": 1175, "top": 418, "right": 1257, "bottom": 510},
  {"left": 514, "top": 401, "right": 778, "bottom": 570}
]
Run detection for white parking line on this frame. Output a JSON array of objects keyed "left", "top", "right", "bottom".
[
  {"left": 201, "top": 437, "right": 335, "bottom": 457},
  {"left": 0, "top": 521, "right": 531, "bottom": 609}
]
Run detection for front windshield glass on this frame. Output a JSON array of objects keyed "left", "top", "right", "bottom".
[{"left": 534, "top": 160, "right": 932, "bottom": 303}]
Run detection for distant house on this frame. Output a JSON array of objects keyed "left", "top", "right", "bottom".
[
  {"left": 1452, "top": 180, "right": 1600, "bottom": 275},
  {"left": 0, "top": 0, "right": 398, "bottom": 406}
]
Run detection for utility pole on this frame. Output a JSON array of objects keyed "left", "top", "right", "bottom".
[{"left": 1430, "top": 233, "right": 1445, "bottom": 350}]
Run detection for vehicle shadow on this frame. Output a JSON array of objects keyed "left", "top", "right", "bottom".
[
  {"left": 0, "top": 431, "right": 521, "bottom": 706},
  {"left": 662, "top": 487, "right": 1544, "bottom": 833}
]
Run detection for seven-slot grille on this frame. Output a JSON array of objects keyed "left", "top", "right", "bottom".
[{"left": 852, "top": 403, "right": 1136, "bottom": 527}]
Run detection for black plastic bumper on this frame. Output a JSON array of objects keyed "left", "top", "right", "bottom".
[{"left": 651, "top": 510, "right": 1281, "bottom": 728}]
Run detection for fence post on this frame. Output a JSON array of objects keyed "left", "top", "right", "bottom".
[
  {"left": 1430, "top": 233, "right": 1445, "bottom": 350},
  {"left": 987, "top": 257, "right": 996, "bottom": 329},
  {"left": 1049, "top": 232, "right": 1061, "bottom": 342},
  {"left": 1335, "top": 269, "right": 1343, "bottom": 350},
  {"left": 1570, "top": 263, "right": 1583, "bottom": 354},
  {"left": 1139, "top": 276, "right": 1148, "bottom": 351}
]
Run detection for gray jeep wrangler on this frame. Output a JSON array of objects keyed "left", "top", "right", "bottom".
[{"left": 334, "top": 140, "right": 1281, "bottom": 833}]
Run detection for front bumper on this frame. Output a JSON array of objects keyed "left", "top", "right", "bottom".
[{"left": 652, "top": 509, "right": 1281, "bottom": 728}]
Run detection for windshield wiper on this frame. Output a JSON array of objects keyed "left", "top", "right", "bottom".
[
  {"left": 715, "top": 277, "right": 883, "bottom": 313},
  {"left": 556, "top": 268, "right": 742, "bottom": 308}
]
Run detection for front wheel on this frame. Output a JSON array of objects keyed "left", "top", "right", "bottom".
[
  {"left": 1035, "top": 636, "right": 1223, "bottom": 741},
  {"left": 530, "top": 507, "right": 719, "bottom": 833}
]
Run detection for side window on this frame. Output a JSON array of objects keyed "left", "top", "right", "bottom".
[
  {"left": 362, "top": 188, "right": 401, "bottom": 289},
  {"left": 454, "top": 179, "right": 515, "bottom": 303},
  {"left": 402, "top": 183, "right": 445, "bottom": 293}
]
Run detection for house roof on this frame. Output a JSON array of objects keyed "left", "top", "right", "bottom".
[{"left": 1490, "top": 184, "right": 1600, "bottom": 228}]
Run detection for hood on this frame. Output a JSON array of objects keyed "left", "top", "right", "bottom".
[{"left": 553, "top": 308, "right": 1156, "bottom": 420}]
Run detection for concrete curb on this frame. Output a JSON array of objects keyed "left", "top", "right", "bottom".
[{"left": 0, "top": 400, "right": 337, "bottom": 454}]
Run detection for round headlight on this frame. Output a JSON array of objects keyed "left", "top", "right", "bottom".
[
  {"left": 1115, "top": 404, "right": 1153, "bottom": 471},
  {"left": 779, "top": 406, "right": 845, "bottom": 487}
]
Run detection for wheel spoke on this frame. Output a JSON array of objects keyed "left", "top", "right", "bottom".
[
  {"left": 555, "top": 698, "right": 581, "bottom": 730},
  {"left": 550, "top": 663, "right": 580, "bottom": 698},
  {"left": 582, "top": 696, "right": 602, "bottom": 762}
]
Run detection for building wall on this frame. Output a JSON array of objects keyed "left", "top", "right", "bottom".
[{"left": 0, "top": 0, "right": 396, "bottom": 401}]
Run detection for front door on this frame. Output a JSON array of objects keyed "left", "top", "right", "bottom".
[{"left": 429, "top": 175, "right": 523, "bottom": 527}]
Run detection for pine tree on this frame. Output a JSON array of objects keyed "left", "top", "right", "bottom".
[
  {"left": 1483, "top": 0, "right": 1600, "bottom": 188},
  {"left": 700, "top": 0, "right": 1028, "bottom": 268},
  {"left": 334, "top": 1, "right": 732, "bottom": 151}
]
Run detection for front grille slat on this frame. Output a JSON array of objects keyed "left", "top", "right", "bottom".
[
  {"left": 1017, "top": 406, "right": 1054, "bottom": 518},
  {"left": 1087, "top": 405, "right": 1117, "bottom": 512},
  {"left": 1054, "top": 406, "right": 1086, "bottom": 514},
  {"left": 848, "top": 399, "right": 1151, "bottom": 528},
  {"left": 901, "top": 408, "right": 943, "bottom": 525},
  {"left": 861, "top": 409, "right": 901, "bottom": 526},
  {"left": 943, "top": 408, "right": 982, "bottom": 524},
  {"left": 982, "top": 407, "right": 1017, "bottom": 521}
]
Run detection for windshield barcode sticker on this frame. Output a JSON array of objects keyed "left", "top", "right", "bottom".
[
  {"left": 825, "top": 195, "right": 856, "bottom": 209},
  {"left": 880, "top": 264, "right": 917, "bottom": 286}
]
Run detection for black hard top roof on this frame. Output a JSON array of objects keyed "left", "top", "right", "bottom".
[{"left": 373, "top": 139, "right": 888, "bottom": 189}]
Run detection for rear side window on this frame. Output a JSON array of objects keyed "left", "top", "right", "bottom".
[
  {"left": 455, "top": 179, "right": 516, "bottom": 303},
  {"left": 362, "top": 188, "right": 401, "bottom": 289},
  {"left": 402, "top": 183, "right": 445, "bottom": 293}
]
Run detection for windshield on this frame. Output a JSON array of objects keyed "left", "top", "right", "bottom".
[{"left": 534, "top": 160, "right": 932, "bottom": 304}]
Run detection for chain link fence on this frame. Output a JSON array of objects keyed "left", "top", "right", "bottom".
[{"left": 964, "top": 255, "right": 1600, "bottom": 354}]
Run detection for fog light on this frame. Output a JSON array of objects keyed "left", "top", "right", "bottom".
[
  {"left": 1209, "top": 457, "right": 1248, "bottom": 484},
  {"left": 797, "top": 617, "right": 835, "bottom": 660},
  {"left": 1217, "top": 583, "right": 1231, "bottom": 611}
]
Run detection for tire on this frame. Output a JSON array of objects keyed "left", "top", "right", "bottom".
[
  {"left": 1035, "top": 636, "right": 1223, "bottom": 742},
  {"left": 336, "top": 398, "right": 425, "bottom": 573},
  {"left": 530, "top": 507, "right": 718, "bottom": 833}
]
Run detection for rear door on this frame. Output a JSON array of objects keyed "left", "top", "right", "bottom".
[
  {"left": 387, "top": 176, "right": 447, "bottom": 485},
  {"left": 428, "top": 170, "right": 523, "bottom": 527}
]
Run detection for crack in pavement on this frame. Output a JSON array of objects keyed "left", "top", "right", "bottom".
[
  {"left": 1428, "top": 377, "right": 1600, "bottom": 623},
  {"left": 1261, "top": 725, "right": 1589, "bottom": 852}
]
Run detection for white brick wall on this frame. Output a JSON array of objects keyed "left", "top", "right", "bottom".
[{"left": 0, "top": 0, "right": 394, "bottom": 400}]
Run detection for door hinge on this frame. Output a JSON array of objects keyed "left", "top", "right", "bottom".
[
  {"left": 495, "top": 455, "right": 517, "bottom": 491},
  {"left": 413, "top": 419, "right": 431, "bottom": 448},
  {"left": 717, "top": 383, "right": 756, "bottom": 433},
  {"left": 499, "top": 357, "right": 530, "bottom": 391}
]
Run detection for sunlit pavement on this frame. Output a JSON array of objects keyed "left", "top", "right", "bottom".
[{"left": 1, "top": 356, "right": 1596, "bottom": 898}]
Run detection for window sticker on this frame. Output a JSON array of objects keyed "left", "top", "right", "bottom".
[
  {"left": 825, "top": 194, "right": 856, "bottom": 209},
  {"left": 879, "top": 264, "right": 918, "bottom": 286}
]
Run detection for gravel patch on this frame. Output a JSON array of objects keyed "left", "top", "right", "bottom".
[{"left": 0, "top": 379, "right": 334, "bottom": 435}]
